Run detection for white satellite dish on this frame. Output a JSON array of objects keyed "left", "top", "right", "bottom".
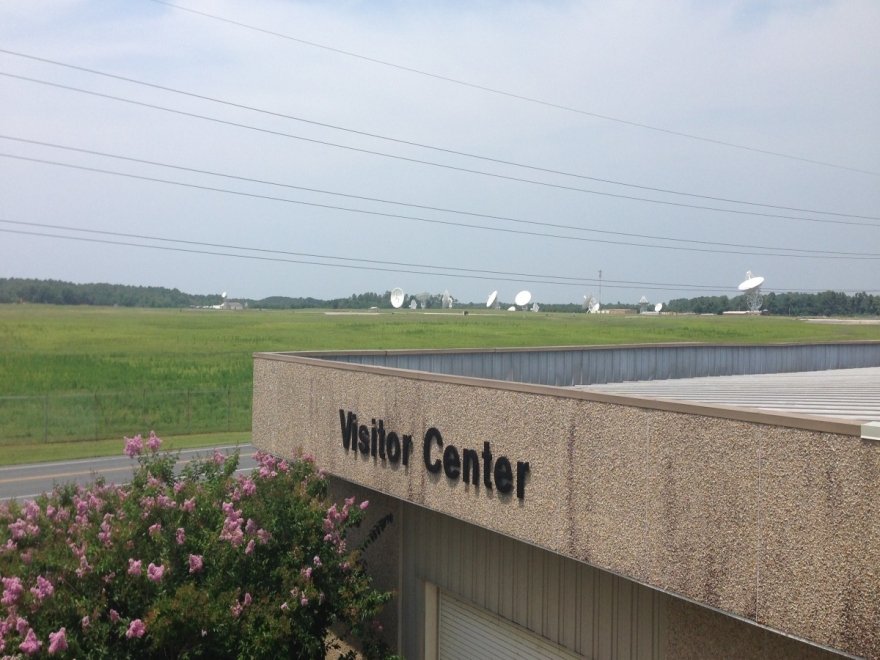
[
  {"left": 654, "top": 302, "right": 663, "bottom": 312},
  {"left": 409, "top": 299, "right": 417, "bottom": 310},
  {"left": 589, "top": 301, "right": 601, "bottom": 314},
  {"left": 442, "top": 290, "right": 453, "bottom": 309},
  {"left": 531, "top": 302, "right": 539, "bottom": 312},
  {"left": 507, "top": 306, "right": 516, "bottom": 312},
  {"left": 486, "top": 290, "right": 498, "bottom": 308},
  {"left": 390, "top": 288, "right": 405, "bottom": 309},
  {"left": 738, "top": 271, "right": 765, "bottom": 292},
  {"left": 514, "top": 290, "right": 532, "bottom": 307},
  {"left": 737, "top": 270, "right": 765, "bottom": 313},
  {"left": 221, "top": 291, "right": 227, "bottom": 299}
]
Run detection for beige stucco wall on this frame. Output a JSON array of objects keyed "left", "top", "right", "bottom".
[{"left": 253, "top": 355, "right": 879, "bottom": 658}]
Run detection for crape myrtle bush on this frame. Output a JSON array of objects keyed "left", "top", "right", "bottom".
[{"left": 0, "top": 433, "right": 395, "bottom": 659}]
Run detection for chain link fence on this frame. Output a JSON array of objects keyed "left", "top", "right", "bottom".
[{"left": 0, "top": 387, "right": 251, "bottom": 444}]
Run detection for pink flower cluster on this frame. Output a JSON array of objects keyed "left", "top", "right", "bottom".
[{"left": 123, "top": 431, "right": 162, "bottom": 458}]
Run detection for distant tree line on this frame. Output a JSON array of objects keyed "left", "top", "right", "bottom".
[
  {"left": 2, "top": 278, "right": 878, "bottom": 316},
  {"left": 666, "top": 291, "right": 880, "bottom": 316},
  {"left": 0, "top": 278, "right": 217, "bottom": 308}
]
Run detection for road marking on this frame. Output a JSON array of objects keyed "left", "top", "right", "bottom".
[
  {"left": 0, "top": 454, "right": 258, "bottom": 486},
  {"left": 1, "top": 467, "right": 254, "bottom": 501},
  {"left": 0, "top": 444, "right": 253, "bottom": 473}
]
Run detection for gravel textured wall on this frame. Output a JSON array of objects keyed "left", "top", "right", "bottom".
[{"left": 253, "top": 354, "right": 879, "bottom": 658}]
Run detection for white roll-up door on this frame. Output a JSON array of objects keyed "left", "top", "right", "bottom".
[{"left": 439, "top": 591, "right": 582, "bottom": 660}]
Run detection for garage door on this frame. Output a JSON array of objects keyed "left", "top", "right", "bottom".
[{"left": 439, "top": 591, "right": 581, "bottom": 659}]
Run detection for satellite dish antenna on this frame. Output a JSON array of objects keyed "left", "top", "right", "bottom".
[
  {"left": 531, "top": 302, "right": 539, "bottom": 312},
  {"left": 507, "top": 306, "right": 517, "bottom": 312},
  {"left": 589, "top": 299, "right": 600, "bottom": 314},
  {"left": 221, "top": 291, "right": 227, "bottom": 299},
  {"left": 581, "top": 295, "right": 590, "bottom": 312},
  {"left": 441, "top": 290, "right": 453, "bottom": 309},
  {"left": 486, "top": 290, "right": 498, "bottom": 308},
  {"left": 409, "top": 299, "right": 417, "bottom": 310},
  {"left": 654, "top": 302, "right": 663, "bottom": 312},
  {"left": 737, "top": 270, "right": 765, "bottom": 313},
  {"left": 514, "top": 290, "right": 532, "bottom": 307},
  {"left": 390, "top": 288, "right": 405, "bottom": 309}
]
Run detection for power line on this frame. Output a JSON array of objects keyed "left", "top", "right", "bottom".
[
  {"left": 3, "top": 134, "right": 877, "bottom": 259},
  {"left": 1, "top": 48, "right": 875, "bottom": 221},
  {"left": 145, "top": 0, "right": 879, "bottom": 177},
  {"left": 0, "top": 224, "right": 728, "bottom": 293},
  {"left": 4, "top": 151, "right": 879, "bottom": 262},
  {"left": 4, "top": 220, "right": 873, "bottom": 294},
  {"left": 4, "top": 71, "right": 878, "bottom": 230}
]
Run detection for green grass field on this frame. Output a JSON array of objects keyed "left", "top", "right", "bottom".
[{"left": 1, "top": 304, "right": 878, "bottom": 450}]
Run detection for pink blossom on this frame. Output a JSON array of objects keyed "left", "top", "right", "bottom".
[
  {"left": 16, "top": 617, "right": 29, "bottom": 635},
  {"left": 301, "top": 566, "right": 312, "bottom": 580},
  {"left": 126, "top": 619, "right": 146, "bottom": 639},
  {"left": 230, "top": 601, "right": 243, "bottom": 618},
  {"left": 245, "top": 539, "right": 255, "bottom": 555},
  {"left": 188, "top": 554, "right": 204, "bottom": 573},
  {"left": 212, "top": 450, "right": 225, "bottom": 465},
  {"left": 30, "top": 575, "right": 54, "bottom": 601},
  {"left": 81, "top": 616, "right": 90, "bottom": 630},
  {"left": 148, "top": 523, "right": 162, "bottom": 537},
  {"left": 19, "top": 628, "right": 41, "bottom": 655},
  {"left": 176, "top": 527, "right": 186, "bottom": 545},
  {"left": 23, "top": 500, "right": 40, "bottom": 522},
  {"left": 123, "top": 435, "right": 143, "bottom": 457},
  {"left": 146, "top": 430, "right": 162, "bottom": 452},
  {"left": 239, "top": 477, "right": 256, "bottom": 497},
  {"left": 147, "top": 562, "right": 165, "bottom": 582},
  {"left": 243, "top": 592, "right": 252, "bottom": 606},
  {"left": 75, "top": 554, "right": 93, "bottom": 579},
  {"left": 173, "top": 481, "right": 185, "bottom": 494},
  {"left": 359, "top": 500, "right": 370, "bottom": 510},
  {"left": 1, "top": 576, "right": 24, "bottom": 605},
  {"left": 257, "top": 528, "right": 271, "bottom": 544},
  {"left": 300, "top": 596, "right": 309, "bottom": 606},
  {"left": 313, "top": 555, "right": 322, "bottom": 567},
  {"left": 127, "top": 559, "right": 142, "bottom": 576},
  {"left": 47, "top": 627, "right": 68, "bottom": 654},
  {"left": 280, "top": 601, "right": 289, "bottom": 611},
  {"left": 182, "top": 497, "right": 196, "bottom": 513},
  {"left": 109, "top": 609, "right": 120, "bottom": 623}
]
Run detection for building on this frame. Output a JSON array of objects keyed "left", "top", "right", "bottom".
[{"left": 252, "top": 342, "right": 880, "bottom": 659}]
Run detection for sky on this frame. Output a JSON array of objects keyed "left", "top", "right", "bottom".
[{"left": 1, "top": 0, "right": 878, "bottom": 305}]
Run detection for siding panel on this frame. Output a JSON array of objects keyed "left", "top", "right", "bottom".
[{"left": 401, "top": 504, "right": 666, "bottom": 659}]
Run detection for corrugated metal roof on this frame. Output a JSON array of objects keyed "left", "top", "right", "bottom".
[{"left": 576, "top": 367, "right": 880, "bottom": 423}]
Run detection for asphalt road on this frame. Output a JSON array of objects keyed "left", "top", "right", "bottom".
[{"left": 0, "top": 444, "right": 257, "bottom": 501}]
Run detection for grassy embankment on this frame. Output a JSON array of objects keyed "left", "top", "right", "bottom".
[{"left": 1, "top": 304, "right": 878, "bottom": 464}]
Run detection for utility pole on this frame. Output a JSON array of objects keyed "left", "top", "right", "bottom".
[{"left": 598, "top": 269, "right": 602, "bottom": 305}]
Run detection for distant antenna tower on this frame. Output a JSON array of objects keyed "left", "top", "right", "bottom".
[
  {"left": 514, "top": 290, "right": 532, "bottom": 310},
  {"left": 441, "top": 290, "right": 453, "bottom": 309},
  {"left": 486, "top": 290, "right": 499, "bottom": 309},
  {"left": 390, "top": 287, "right": 405, "bottom": 309},
  {"left": 531, "top": 302, "right": 540, "bottom": 312},
  {"left": 737, "top": 270, "right": 765, "bottom": 313},
  {"left": 639, "top": 295, "right": 649, "bottom": 314},
  {"left": 409, "top": 299, "right": 418, "bottom": 310}
]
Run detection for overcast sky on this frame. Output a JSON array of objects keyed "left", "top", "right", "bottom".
[{"left": 1, "top": 0, "right": 878, "bottom": 305}]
